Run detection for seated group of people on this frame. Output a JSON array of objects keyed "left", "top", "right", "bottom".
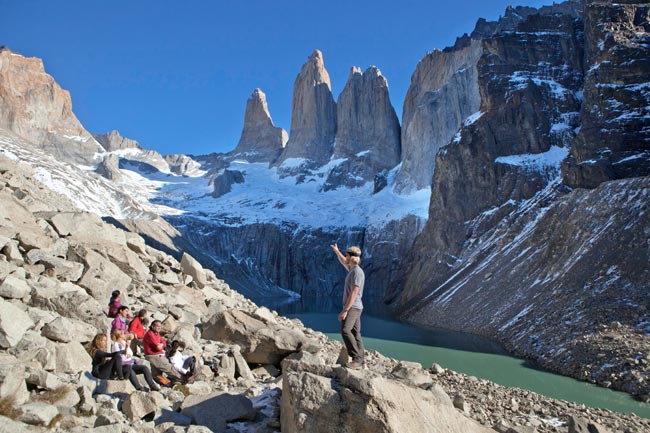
[{"left": 87, "top": 290, "right": 197, "bottom": 391}]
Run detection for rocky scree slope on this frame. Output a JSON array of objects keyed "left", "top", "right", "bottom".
[{"left": 1, "top": 152, "right": 649, "bottom": 433}]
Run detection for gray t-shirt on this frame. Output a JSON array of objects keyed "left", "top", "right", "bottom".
[{"left": 343, "top": 265, "right": 365, "bottom": 310}]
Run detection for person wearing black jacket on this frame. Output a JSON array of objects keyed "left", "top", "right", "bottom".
[{"left": 88, "top": 333, "right": 146, "bottom": 391}]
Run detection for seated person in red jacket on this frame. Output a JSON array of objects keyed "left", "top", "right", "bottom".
[
  {"left": 128, "top": 309, "right": 148, "bottom": 355},
  {"left": 143, "top": 320, "right": 183, "bottom": 383}
]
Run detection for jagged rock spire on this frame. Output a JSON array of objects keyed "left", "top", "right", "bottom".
[
  {"left": 232, "top": 88, "right": 287, "bottom": 162},
  {"left": 334, "top": 65, "right": 401, "bottom": 173},
  {"left": 275, "top": 50, "right": 337, "bottom": 167}
]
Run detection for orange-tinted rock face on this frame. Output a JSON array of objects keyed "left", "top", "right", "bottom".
[{"left": 0, "top": 47, "right": 101, "bottom": 163}]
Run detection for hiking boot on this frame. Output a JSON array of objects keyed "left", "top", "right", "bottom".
[{"left": 347, "top": 360, "right": 363, "bottom": 370}]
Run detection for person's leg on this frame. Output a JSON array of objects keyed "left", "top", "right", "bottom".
[
  {"left": 146, "top": 355, "right": 184, "bottom": 381},
  {"left": 341, "top": 311, "right": 361, "bottom": 363},
  {"left": 122, "top": 364, "right": 142, "bottom": 390},
  {"left": 183, "top": 356, "right": 196, "bottom": 374},
  {"left": 132, "top": 364, "right": 158, "bottom": 389},
  {"left": 106, "top": 356, "right": 124, "bottom": 379},
  {"left": 350, "top": 310, "right": 364, "bottom": 362}
]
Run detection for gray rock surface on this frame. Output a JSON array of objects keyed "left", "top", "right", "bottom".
[
  {"left": 96, "top": 153, "right": 122, "bottom": 181},
  {"left": 0, "top": 274, "right": 31, "bottom": 299},
  {"left": 180, "top": 252, "right": 207, "bottom": 288},
  {"left": 395, "top": 37, "right": 482, "bottom": 193},
  {"left": 231, "top": 88, "right": 286, "bottom": 163},
  {"left": 93, "top": 130, "right": 141, "bottom": 152},
  {"left": 275, "top": 50, "right": 337, "bottom": 168},
  {"left": 202, "top": 309, "right": 314, "bottom": 365},
  {"left": 0, "top": 354, "right": 29, "bottom": 405},
  {"left": 0, "top": 298, "right": 34, "bottom": 348},
  {"left": 281, "top": 367, "right": 494, "bottom": 433},
  {"left": 211, "top": 169, "right": 244, "bottom": 198},
  {"left": 181, "top": 392, "right": 255, "bottom": 432},
  {"left": 563, "top": 1, "right": 650, "bottom": 188},
  {"left": 121, "top": 391, "right": 158, "bottom": 422},
  {"left": 327, "top": 66, "right": 400, "bottom": 189}
]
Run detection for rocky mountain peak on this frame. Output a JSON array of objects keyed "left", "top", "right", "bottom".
[
  {"left": 0, "top": 49, "right": 101, "bottom": 164},
  {"left": 348, "top": 66, "right": 362, "bottom": 80},
  {"left": 93, "top": 130, "right": 141, "bottom": 152},
  {"left": 231, "top": 88, "right": 286, "bottom": 163},
  {"left": 327, "top": 64, "right": 400, "bottom": 189},
  {"left": 274, "top": 50, "right": 337, "bottom": 169}
]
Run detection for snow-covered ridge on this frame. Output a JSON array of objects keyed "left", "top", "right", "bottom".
[{"left": 148, "top": 159, "right": 430, "bottom": 230}]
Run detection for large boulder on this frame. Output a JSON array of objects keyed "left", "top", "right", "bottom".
[
  {"left": 18, "top": 402, "right": 58, "bottom": 426},
  {"left": 281, "top": 366, "right": 495, "bottom": 433},
  {"left": 121, "top": 391, "right": 158, "bottom": 422},
  {"left": 202, "top": 309, "right": 317, "bottom": 365},
  {"left": 68, "top": 244, "right": 131, "bottom": 302},
  {"left": 55, "top": 341, "right": 92, "bottom": 374},
  {"left": 94, "top": 242, "right": 149, "bottom": 282},
  {"left": 0, "top": 274, "right": 31, "bottom": 299},
  {"left": 0, "top": 298, "right": 34, "bottom": 348},
  {"left": 41, "top": 316, "right": 97, "bottom": 343},
  {"left": 181, "top": 392, "right": 255, "bottom": 432},
  {"left": 180, "top": 253, "right": 207, "bottom": 289},
  {"left": 33, "top": 256, "right": 84, "bottom": 282},
  {"left": 0, "top": 354, "right": 29, "bottom": 405},
  {"left": 49, "top": 212, "right": 126, "bottom": 245}
]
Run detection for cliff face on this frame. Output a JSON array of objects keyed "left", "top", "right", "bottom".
[
  {"left": 395, "top": 38, "right": 483, "bottom": 193},
  {"left": 275, "top": 51, "right": 337, "bottom": 169},
  {"left": 395, "top": 1, "right": 584, "bottom": 194},
  {"left": 167, "top": 215, "right": 423, "bottom": 303},
  {"left": 0, "top": 47, "right": 101, "bottom": 163},
  {"left": 231, "top": 88, "right": 287, "bottom": 163},
  {"left": 394, "top": 11, "right": 585, "bottom": 304},
  {"left": 562, "top": 0, "right": 650, "bottom": 187},
  {"left": 326, "top": 66, "right": 400, "bottom": 189},
  {"left": 391, "top": 0, "right": 650, "bottom": 398}
]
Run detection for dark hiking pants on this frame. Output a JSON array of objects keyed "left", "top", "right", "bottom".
[{"left": 341, "top": 308, "right": 364, "bottom": 362}]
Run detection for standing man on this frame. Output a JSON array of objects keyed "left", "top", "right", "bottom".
[{"left": 331, "top": 243, "right": 365, "bottom": 369}]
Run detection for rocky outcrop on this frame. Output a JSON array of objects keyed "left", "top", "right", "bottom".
[
  {"left": 164, "top": 153, "right": 204, "bottom": 176},
  {"left": 202, "top": 309, "right": 319, "bottom": 365},
  {"left": 562, "top": 0, "right": 650, "bottom": 188},
  {"left": 281, "top": 363, "right": 494, "bottom": 433},
  {"left": 93, "top": 130, "right": 140, "bottom": 152},
  {"left": 231, "top": 88, "right": 287, "bottom": 163},
  {"left": 211, "top": 169, "right": 244, "bottom": 198},
  {"left": 326, "top": 66, "right": 400, "bottom": 189},
  {"left": 0, "top": 47, "right": 102, "bottom": 164},
  {"left": 95, "top": 153, "right": 121, "bottom": 181},
  {"left": 275, "top": 50, "right": 337, "bottom": 169}
]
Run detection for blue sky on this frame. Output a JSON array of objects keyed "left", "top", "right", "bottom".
[{"left": 2, "top": 0, "right": 557, "bottom": 156}]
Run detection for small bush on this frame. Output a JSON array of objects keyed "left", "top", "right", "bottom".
[
  {"left": 32, "top": 385, "right": 70, "bottom": 404},
  {"left": 0, "top": 396, "right": 20, "bottom": 420}
]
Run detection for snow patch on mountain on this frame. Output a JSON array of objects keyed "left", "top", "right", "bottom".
[{"left": 149, "top": 160, "right": 430, "bottom": 230}]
